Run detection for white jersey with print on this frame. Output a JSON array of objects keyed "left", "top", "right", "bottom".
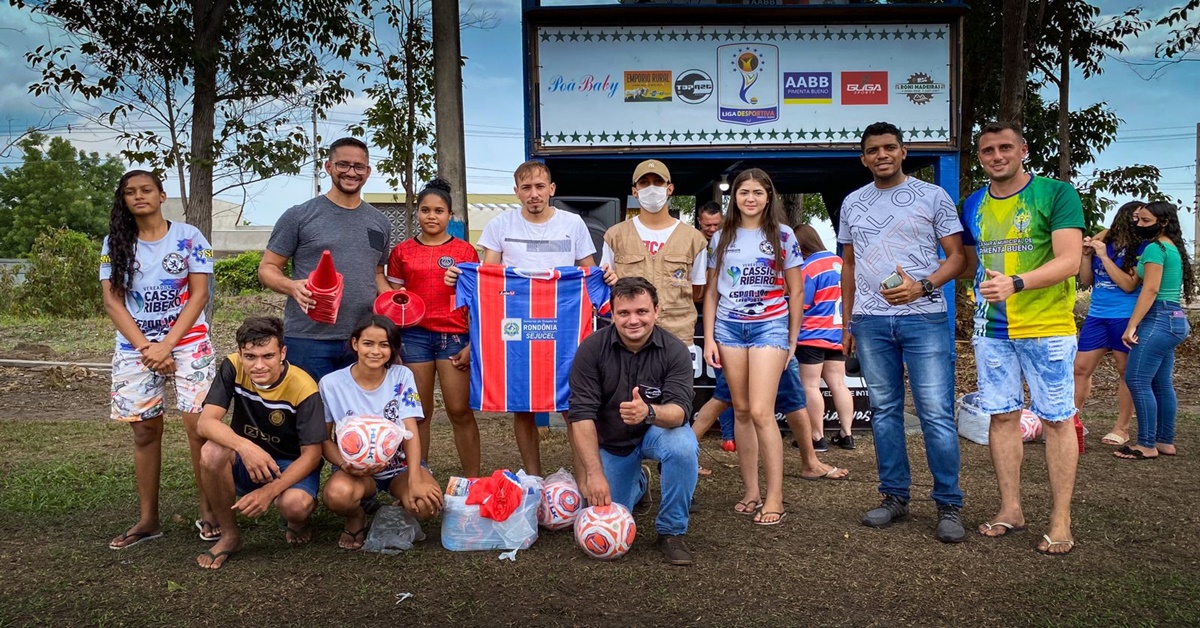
[
  {"left": 99, "top": 221, "right": 214, "bottom": 351},
  {"left": 599, "top": 217, "right": 707, "bottom": 285},
  {"left": 477, "top": 208, "right": 596, "bottom": 268},
  {"left": 320, "top": 364, "right": 424, "bottom": 480},
  {"left": 707, "top": 225, "right": 803, "bottom": 322}
]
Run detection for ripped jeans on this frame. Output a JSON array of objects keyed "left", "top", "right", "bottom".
[{"left": 971, "top": 335, "right": 1078, "bottom": 422}]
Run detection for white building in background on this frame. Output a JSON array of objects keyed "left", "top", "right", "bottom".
[{"left": 161, "top": 198, "right": 273, "bottom": 256}]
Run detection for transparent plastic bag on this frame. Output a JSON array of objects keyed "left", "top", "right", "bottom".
[
  {"left": 956, "top": 392, "right": 990, "bottom": 446},
  {"left": 361, "top": 505, "right": 426, "bottom": 554},
  {"left": 441, "top": 471, "right": 543, "bottom": 551}
]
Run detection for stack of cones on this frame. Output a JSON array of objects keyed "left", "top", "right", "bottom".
[
  {"left": 374, "top": 289, "right": 426, "bottom": 328},
  {"left": 305, "top": 250, "right": 344, "bottom": 324}
]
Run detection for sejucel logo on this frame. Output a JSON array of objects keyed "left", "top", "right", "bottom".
[
  {"left": 501, "top": 318, "right": 522, "bottom": 341},
  {"left": 841, "top": 71, "right": 888, "bottom": 105}
]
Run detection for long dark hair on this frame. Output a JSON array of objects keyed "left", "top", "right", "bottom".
[
  {"left": 107, "top": 170, "right": 164, "bottom": 298},
  {"left": 713, "top": 168, "right": 787, "bottom": 275},
  {"left": 1108, "top": 200, "right": 1143, "bottom": 274},
  {"left": 793, "top": 223, "right": 828, "bottom": 258},
  {"left": 1141, "top": 201, "right": 1195, "bottom": 302},
  {"left": 349, "top": 314, "right": 402, "bottom": 366}
]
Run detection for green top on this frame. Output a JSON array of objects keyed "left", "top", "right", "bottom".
[{"left": 1137, "top": 240, "right": 1183, "bottom": 303}]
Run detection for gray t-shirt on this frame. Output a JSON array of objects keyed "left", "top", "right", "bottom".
[
  {"left": 837, "top": 177, "right": 961, "bottom": 316},
  {"left": 267, "top": 195, "right": 391, "bottom": 340}
]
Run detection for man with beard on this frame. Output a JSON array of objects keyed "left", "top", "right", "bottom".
[{"left": 259, "top": 138, "right": 393, "bottom": 381}]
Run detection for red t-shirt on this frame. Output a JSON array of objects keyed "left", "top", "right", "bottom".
[{"left": 386, "top": 236, "right": 480, "bottom": 333}]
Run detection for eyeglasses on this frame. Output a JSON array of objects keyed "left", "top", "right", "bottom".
[{"left": 332, "top": 161, "right": 369, "bottom": 174}]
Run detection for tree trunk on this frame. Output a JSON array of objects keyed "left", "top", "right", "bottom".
[
  {"left": 1057, "top": 27, "right": 1072, "bottom": 182},
  {"left": 186, "top": 0, "right": 233, "bottom": 241},
  {"left": 163, "top": 72, "right": 189, "bottom": 208},
  {"left": 998, "top": 0, "right": 1030, "bottom": 125},
  {"left": 403, "top": 8, "right": 418, "bottom": 240}
]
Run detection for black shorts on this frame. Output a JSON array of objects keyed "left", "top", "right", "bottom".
[{"left": 796, "top": 345, "right": 845, "bottom": 365}]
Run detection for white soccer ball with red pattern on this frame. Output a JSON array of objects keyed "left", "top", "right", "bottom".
[
  {"left": 539, "top": 482, "right": 584, "bottom": 530},
  {"left": 336, "top": 415, "right": 403, "bottom": 468},
  {"left": 1020, "top": 409, "right": 1043, "bottom": 442},
  {"left": 574, "top": 503, "right": 636, "bottom": 560}
]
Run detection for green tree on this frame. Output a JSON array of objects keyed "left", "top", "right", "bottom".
[
  {"left": 0, "top": 132, "right": 124, "bottom": 257},
  {"left": 13, "top": 0, "right": 370, "bottom": 240}
]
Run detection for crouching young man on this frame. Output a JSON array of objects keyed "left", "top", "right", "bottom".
[
  {"left": 568, "top": 277, "right": 699, "bottom": 565},
  {"left": 194, "top": 316, "right": 326, "bottom": 569}
]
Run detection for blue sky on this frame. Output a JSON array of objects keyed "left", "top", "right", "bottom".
[{"left": 0, "top": 0, "right": 1195, "bottom": 245}]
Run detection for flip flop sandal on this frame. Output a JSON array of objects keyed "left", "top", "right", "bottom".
[
  {"left": 1036, "top": 534, "right": 1076, "bottom": 556},
  {"left": 1114, "top": 445, "right": 1157, "bottom": 460},
  {"left": 801, "top": 466, "right": 850, "bottom": 481},
  {"left": 109, "top": 530, "right": 163, "bottom": 550},
  {"left": 978, "top": 521, "right": 1027, "bottom": 537},
  {"left": 195, "top": 519, "right": 221, "bottom": 542},
  {"left": 733, "top": 500, "right": 762, "bottom": 516},
  {"left": 1100, "top": 432, "right": 1128, "bottom": 446},
  {"left": 284, "top": 524, "right": 313, "bottom": 545},
  {"left": 754, "top": 511, "right": 788, "bottom": 526},
  {"left": 339, "top": 527, "right": 369, "bottom": 550},
  {"left": 197, "top": 548, "right": 237, "bottom": 569}
]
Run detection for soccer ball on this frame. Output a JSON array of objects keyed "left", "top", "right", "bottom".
[
  {"left": 539, "top": 482, "right": 583, "bottom": 530},
  {"left": 574, "top": 503, "right": 636, "bottom": 560},
  {"left": 336, "top": 415, "right": 403, "bottom": 468},
  {"left": 1020, "top": 409, "right": 1043, "bottom": 442}
]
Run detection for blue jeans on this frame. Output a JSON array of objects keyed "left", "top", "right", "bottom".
[
  {"left": 1125, "top": 301, "right": 1190, "bottom": 448},
  {"left": 714, "top": 316, "right": 791, "bottom": 350},
  {"left": 598, "top": 425, "right": 698, "bottom": 535},
  {"left": 284, "top": 336, "right": 353, "bottom": 383},
  {"left": 400, "top": 327, "right": 468, "bottom": 363},
  {"left": 851, "top": 313, "right": 962, "bottom": 507}
]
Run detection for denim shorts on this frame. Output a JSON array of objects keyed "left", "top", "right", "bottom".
[
  {"left": 400, "top": 326, "right": 468, "bottom": 363},
  {"left": 1078, "top": 316, "right": 1129, "bottom": 354},
  {"left": 714, "top": 316, "right": 791, "bottom": 351},
  {"left": 971, "top": 335, "right": 1077, "bottom": 421},
  {"left": 233, "top": 456, "right": 322, "bottom": 500},
  {"left": 713, "top": 356, "right": 805, "bottom": 413}
]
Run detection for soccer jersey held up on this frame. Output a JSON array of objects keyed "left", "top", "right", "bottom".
[{"left": 455, "top": 263, "right": 610, "bottom": 413}]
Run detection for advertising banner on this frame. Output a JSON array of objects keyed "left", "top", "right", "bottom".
[{"left": 534, "top": 24, "right": 953, "bottom": 151}]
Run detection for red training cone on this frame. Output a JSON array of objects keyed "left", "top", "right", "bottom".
[
  {"left": 374, "top": 289, "right": 426, "bottom": 328},
  {"left": 305, "top": 249, "right": 344, "bottom": 324},
  {"left": 309, "top": 250, "right": 339, "bottom": 290}
]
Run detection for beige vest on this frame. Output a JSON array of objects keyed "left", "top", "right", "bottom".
[{"left": 604, "top": 219, "right": 708, "bottom": 345}]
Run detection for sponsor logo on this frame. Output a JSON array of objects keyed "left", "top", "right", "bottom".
[
  {"left": 624, "top": 70, "right": 673, "bottom": 102},
  {"left": 758, "top": 240, "right": 775, "bottom": 255},
  {"left": 268, "top": 410, "right": 285, "bottom": 426},
  {"left": 640, "top": 385, "right": 663, "bottom": 401},
  {"left": 895, "top": 72, "right": 946, "bottom": 105},
  {"left": 162, "top": 252, "right": 187, "bottom": 275},
  {"left": 783, "top": 72, "right": 832, "bottom": 104},
  {"left": 501, "top": 318, "right": 522, "bottom": 341},
  {"left": 718, "top": 44, "right": 779, "bottom": 125},
  {"left": 674, "top": 69, "right": 713, "bottom": 104},
  {"left": 546, "top": 74, "right": 620, "bottom": 99},
  {"left": 437, "top": 255, "right": 454, "bottom": 269},
  {"left": 841, "top": 71, "right": 888, "bottom": 105}
]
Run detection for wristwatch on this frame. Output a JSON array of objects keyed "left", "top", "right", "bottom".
[
  {"left": 644, "top": 405, "right": 656, "bottom": 425},
  {"left": 920, "top": 278, "right": 936, "bottom": 298},
  {"left": 1011, "top": 275, "right": 1025, "bottom": 293}
]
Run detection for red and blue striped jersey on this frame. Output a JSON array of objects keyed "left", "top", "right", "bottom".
[
  {"left": 455, "top": 263, "right": 610, "bottom": 413},
  {"left": 797, "top": 251, "right": 844, "bottom": 350}
]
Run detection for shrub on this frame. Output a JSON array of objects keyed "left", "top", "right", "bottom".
[
  {"left": 12, "top": 228, "right": 103, "bottom": 318},
  {"left": 214, "top": 250, "right": 266, "bottom": 294}
]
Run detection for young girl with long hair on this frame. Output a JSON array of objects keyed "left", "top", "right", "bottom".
[
  {"left": 386, "top": 178, "right": 482, "bottom": 476},
  {"left": 1076, "top": 201, "right": 1145, "bottom": 446},
  {"left": 702, "top": 168, "right": 804, "bottom": 526},
  {"left": 101, "top": 170, "right": 217, "bottom": 549},
  {"left": 320, "top": 315, "right": 443, "bottom": 549},
  {"left": 793, "top": 224, "right": 856, "bottom": 450},
  {"left": 1115, "top": 201, "right": 1194, "bottom": 460}
]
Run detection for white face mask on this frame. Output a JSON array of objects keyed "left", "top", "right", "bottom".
[{"left": 637, "top": 185, "right": 669, "bottom": 213}]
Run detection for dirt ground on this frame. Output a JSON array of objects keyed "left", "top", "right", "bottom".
[{"left": 1, "top": 344, "right": 1200, "bottom": 626}]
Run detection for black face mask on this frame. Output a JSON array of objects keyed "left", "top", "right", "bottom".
[{"left": 1133, "top": 224, "right": 1162, "bottom": 240}]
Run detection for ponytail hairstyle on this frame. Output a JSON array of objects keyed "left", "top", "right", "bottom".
[
  {"left": 418, "top": 177, "right": 454, "bottom": 214},
  {"left": 713, "top": 168, "right": 787, "bottom": 276},
  {"left": 107, "top": 170, "right": 165, "bottom": 297},
  {"left": 1108, "top": 200, "right": 1144, "bottom": 274},
  {"left": 1141, "top": 201, "right": 1195, "bottom": 302}
]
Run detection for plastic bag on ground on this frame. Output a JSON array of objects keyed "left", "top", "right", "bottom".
[
  {"left": 441, "top": 470, "right": 543, "bottom": 551},
  {"left": 362, "top": 505, "right": 426, "bottom": 554},
  {"left": 956, "top": 392, "right": 990, "bottom": 446}
]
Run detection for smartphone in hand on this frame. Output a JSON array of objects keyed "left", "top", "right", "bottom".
[{"left": 880, "top": 271, "right": 903, "bottom": 290}]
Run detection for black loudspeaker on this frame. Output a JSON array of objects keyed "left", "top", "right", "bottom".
[{"left": 550, "top": 196, "right": 622, "bottom": 265}]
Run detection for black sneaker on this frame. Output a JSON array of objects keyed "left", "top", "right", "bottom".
[
  {"left": 831, "top": 434, "right": 856, "bottom": 450},
  {"left": 862, "top": 495, "right": 909, "bottom": 528},
  {"left": 812, "top": 437, "right": 829, "bottom": 453},
  {"left": 656, "top": 534, "right": 694, "bottom": 566},
  {"left": 935, "top": 504, "right": 966, "bottom": 543},
  {"left": 633, "top": 464, "right": 654, "bottom": 516}
]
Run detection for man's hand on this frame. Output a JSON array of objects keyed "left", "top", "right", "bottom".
[
  {"left": 237, "top": 442, "right": 281, "bottom": 484},
  {"left": 979, "top": 269, "right": 1016, "bottom": 303},
  {"left": 231, "top": 486, "right": 276, "bottom": 519},
  {"left": 619, "top": 386, "right": 648, "bottom": 426},
  {"left": 601, "top": 264, "right": 618, "bottom": 286},
  {"left": 880, "top": 265, "right": 923, "bottom": 306},
  {"left": 582, "top": 473, "right": 611, "bottom": 507},
  {"left": 450, "top": 344, "right": 470, "bottom": 371},
  {"left": 140, "top": 342, "right": 176, "bottom": 374},
  {"left": 288, "top": 279, "right": 315, "bottom": 312},
  {"left": 443, "top": 265, "right": 463, "bottom": 287},
  {"left": 841, "top": 328, "right": 856, "bottom": 356}
]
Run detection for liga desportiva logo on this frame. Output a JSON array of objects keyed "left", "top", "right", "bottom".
[
  {"left": 840, "top": 71, "right": 887, "bottom": 106},
  {"left": 894, "top": 72, "right": 947, "bottom": 105},
  {"left": 718, "top": 44, "right": 779, "bottom": 125}
]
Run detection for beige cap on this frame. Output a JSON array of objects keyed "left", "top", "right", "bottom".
[{"left": 632, "top": 159, "right": 671, "bottom": 184}]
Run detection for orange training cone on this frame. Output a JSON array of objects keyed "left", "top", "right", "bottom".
[
  {"left": 309, "top": 250, "right": 339, "bottom": 290},
  {"left": 305, "top": 249, "right": 344, "bottom": 324},
  {"left": 374, "top": 289, "right": 426, "bottom": 328}
]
